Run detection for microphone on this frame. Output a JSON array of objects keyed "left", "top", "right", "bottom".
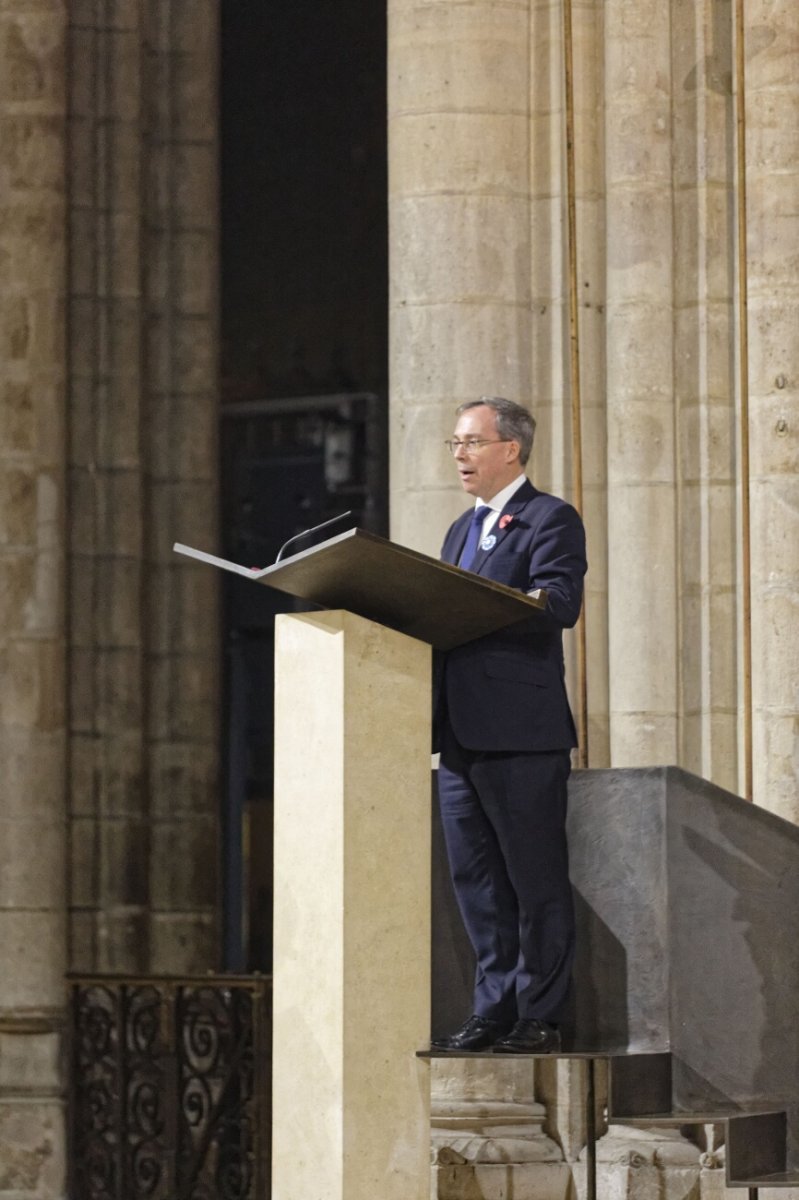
[{"left": 275, "top": 511, "right": 353, "bottom": 563}]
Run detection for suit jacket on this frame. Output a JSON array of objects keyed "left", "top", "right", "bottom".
[{"left": 436, "top": 477, "right": 587, "bottom": 753}]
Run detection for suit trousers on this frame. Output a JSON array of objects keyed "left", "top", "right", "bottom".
[{"left": 437, "top": 722, "right": 575, "bottom": 1024}]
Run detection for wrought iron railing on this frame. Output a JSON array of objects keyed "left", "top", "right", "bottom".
[{"left": 68, "top": 974, "right": 271, "bottom": 1200}]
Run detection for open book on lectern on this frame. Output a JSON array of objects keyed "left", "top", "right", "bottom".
[{"left": 173, "top": 527, "right": 547, "bottom": 651}]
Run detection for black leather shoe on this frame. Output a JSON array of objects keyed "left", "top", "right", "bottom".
[
  {"left": 431, "top": 1015, "right": 512, "bottom": 1052},
  {"left": 493, "top": 1018, "right": 561, "bottom": 1054}
]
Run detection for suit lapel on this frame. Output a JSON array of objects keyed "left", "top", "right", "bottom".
[
  {"left": 469, "top": 478, "right": 537, "bottom": 574},
  {"left": 442, "top": 511, "right": 472, "bottom": 566}
]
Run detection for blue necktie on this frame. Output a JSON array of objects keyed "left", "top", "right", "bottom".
[{"left": 459, "top": 505, "right": 492, "bottom": 570}]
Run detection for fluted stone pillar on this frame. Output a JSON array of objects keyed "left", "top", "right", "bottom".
[
  {"left": 67, "top": 0, "right": 149, "bottom": 971},
  {"left": 388, "top": 0, "right": 533, "bottom": 555},
  {"left": 744, "top": 0, "right": 799, "bottom": 819},
  {"left": 67, "top": 0, "right": 219, "bottom": 974},
  {"left": 604, "top": 0, "right": 680, "bottom": 767},
  {"left": 535, "top": 0, "right": 610, "bottom": 766},
  {"left": 527, "top": 0, "right": 566, "bottom": 495},
  {"left": 142, "top": 0, "right": 219, "bottom": 972},
  {"left": 671, "top": 0, "right": 738, "bottom": 792},
  {"left": 0, "top": 1, "right": 68, "bottom": 1194},
  {"left": 389, "top": 0, "right": 554, "bottom": 1184},
  {"left": 388, "top": 0, "right": 603, "bottom": 760}
]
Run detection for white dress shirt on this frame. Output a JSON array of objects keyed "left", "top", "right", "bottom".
[{"left": 473, "top": 474, "right": 527, "bottom": 539}]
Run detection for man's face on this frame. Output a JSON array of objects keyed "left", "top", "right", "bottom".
[{"left": 451, "top": 405, "right": 522, "bottom": 500}]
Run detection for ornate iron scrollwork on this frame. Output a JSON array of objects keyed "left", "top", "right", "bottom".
[{"left": 69, "top": 976, "right": 271, "bottom": 1200}]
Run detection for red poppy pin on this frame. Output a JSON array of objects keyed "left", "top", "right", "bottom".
[{"left": 499, "top": 514, "right": 513, "bottom": 530}]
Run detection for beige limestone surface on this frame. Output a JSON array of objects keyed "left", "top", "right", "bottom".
[
  {"left": 272, "top": 610, "right": 431, "bottom": 1200},
  {"left": 389, "top": 0, "right": 798, "bottom": 799},
  {"left": 744, "top": 0, "right": 799, "bottom": 819},
  {"left": 388, "top": 0, "right": 533, "bottom": 556}
]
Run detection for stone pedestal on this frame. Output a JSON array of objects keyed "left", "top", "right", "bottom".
[
  {"left": 272, "top": 610, "right": 431, "bottom": 1200},
  {"left": 575, "top": 1125, "right": 702, "bottom": 1200},
  {"left": 431, "top": 1057, "right": 570, "bottom": 1200}
]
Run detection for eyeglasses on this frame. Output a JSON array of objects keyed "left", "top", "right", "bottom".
[{"left": 444, "top": 438, "right": 513, "bottom": 455}]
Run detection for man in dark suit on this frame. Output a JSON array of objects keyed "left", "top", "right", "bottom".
[{"left": 432, "top": 396, "right": 586, "bottom": 1054}]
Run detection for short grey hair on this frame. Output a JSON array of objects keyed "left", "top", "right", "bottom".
[{"left": 456, "top": 396, "right": 536, "bottom": 465}]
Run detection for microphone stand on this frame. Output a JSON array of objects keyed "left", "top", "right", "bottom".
[{"left": 275, "top": 511, "right": 353, "bottom": 563}]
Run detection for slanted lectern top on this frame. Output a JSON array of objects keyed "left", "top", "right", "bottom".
[{"left": 173, "top": 526, "right": 546, "bottom": 650}]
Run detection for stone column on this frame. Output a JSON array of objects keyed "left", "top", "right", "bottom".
[
  {"left": 431, "top": 1057, "right": 569, "bottom": 1199},
  {"left": 387, "top": 1, "right": 551, "bottom": 1179},
  {"left": 388, "top": 3, "right": 609, "bottom": 1190},
  {"left": 604, "top": 0, "right": 680, "bottom": 766},
  {"left": 671, "top": 0, "right": 738, "bottom": 792},
  {"left": 142, "top": 0, "right": 219, "bottom": 973},
  {"left": 67, "top": 0, "right": 219, "bottom": 974},
  {"left": 571, "top": 0, "right": 610, "bottom": 768},
  {"left": 0, "top": 1, "right": 68, "bottom": 1194},
  {"left": 527, "top": 0, "right": 567, "bottom": 494},
  {"left": 743, "top": 0, "right": 799, "bottom": 819},
  {"left": 67, "top": 0, "right": 150, "bottom": 972},
  {"left": 388, "top": 0, "right": 532, "bottom": 555}
]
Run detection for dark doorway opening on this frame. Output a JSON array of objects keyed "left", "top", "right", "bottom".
[
  {"left": 220, "top": 0, "right": 388, "bottom": 404},
  {"left": 219, "top": 1, "right": 388, "bottom": 969}
]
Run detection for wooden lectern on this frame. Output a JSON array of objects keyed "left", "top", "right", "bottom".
[{"left": 174, "top": 529, "right": 545, "bottom": 1200}]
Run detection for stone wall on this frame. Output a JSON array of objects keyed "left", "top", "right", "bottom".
[
  {"left": 388, "top": 0, "right": 534, "bottom": 550},
  {"left": 388, "top": 0, "right": 798, "bottom": 808},
  {"left": 388, "top": 0, "right": 799, "bottom": 1196}
]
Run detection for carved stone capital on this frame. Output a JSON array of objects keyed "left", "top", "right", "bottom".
[
  {"left": 580, "top": 1124, "right": 703, "bottom": 1169},
  {"left": 432, "top": 1097, "right": 563, "bottom": 1165}
]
